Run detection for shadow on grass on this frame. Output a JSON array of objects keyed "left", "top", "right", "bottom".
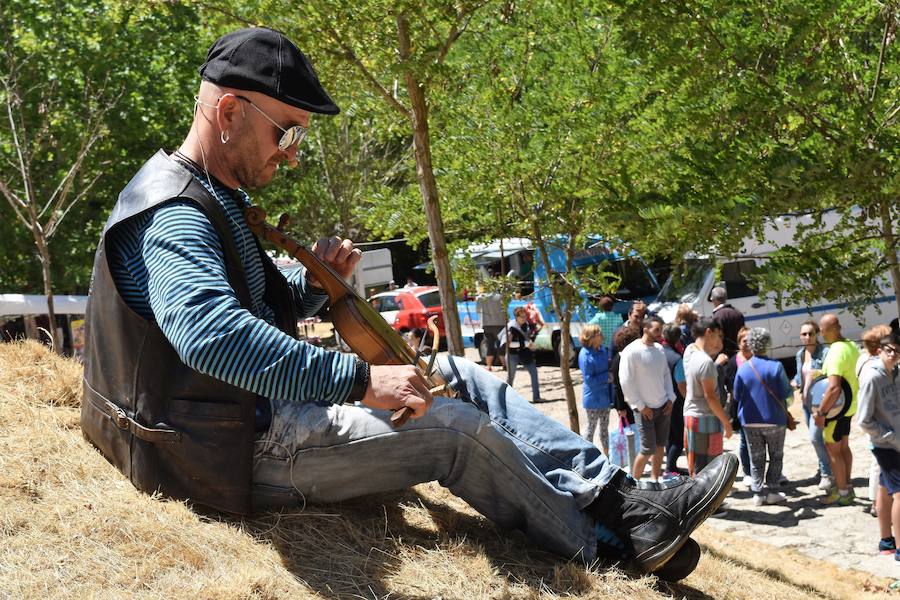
[
  {"left": 228, "top": 486, "right": 708, "bottom": 599},
  {"left": 698, "top": 543, "right": 830, "bottom": 598}
]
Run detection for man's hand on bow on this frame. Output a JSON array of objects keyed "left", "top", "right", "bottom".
[{"left": 363, "top": 364, "right": 434, "bottom": 419}]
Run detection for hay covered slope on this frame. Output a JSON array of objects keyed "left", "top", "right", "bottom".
[{"left": 0, "top": 341, "right": 891, "bottom": 599}]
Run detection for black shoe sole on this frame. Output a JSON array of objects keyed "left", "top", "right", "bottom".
[
  {"left": 652, "top": 537, "right": 701, "bottom": 582},
  {"left": 633, "top": 453, "right": 738, "bottom": 573}
]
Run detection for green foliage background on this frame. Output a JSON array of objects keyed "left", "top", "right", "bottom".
[{"left": 0, "top": 0, "right": 897, "bottom": 316}]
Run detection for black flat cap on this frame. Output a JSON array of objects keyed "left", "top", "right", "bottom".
[{"left": 199, "top": 27, "right": 339, "bottom": 115}]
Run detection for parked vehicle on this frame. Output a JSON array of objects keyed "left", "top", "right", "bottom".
[
  {"left": 648, "top": 212, "right": 899, "bottom": 359},
  {"left": 370, "top": 286, "right": 446, "bottom": 337},
  {"left": 458, "top": 237, "right": 660, "bottom": 365}
]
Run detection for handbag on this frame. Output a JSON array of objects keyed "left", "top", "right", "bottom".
[
  {"left": 746, "top": 358, "right": 798, "bottom": 431},
  {"left": 609, "top": 416, "right": 638, "bottom": 467}
]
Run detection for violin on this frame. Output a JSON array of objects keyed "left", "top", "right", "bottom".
[{"left": 244, "top": 206, "right": 453, "bottom": 426}]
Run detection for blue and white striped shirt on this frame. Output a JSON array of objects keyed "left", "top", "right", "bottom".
[{"left": 106, "top": 158, "right": 357, "bottom": 404}]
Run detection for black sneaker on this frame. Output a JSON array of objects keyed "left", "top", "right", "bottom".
[
  {"left": 590, "top": 453, "right": 738, "bottom": 573},
  {"left": 652, "top": 538, "right": 701, "bottom": 582}
]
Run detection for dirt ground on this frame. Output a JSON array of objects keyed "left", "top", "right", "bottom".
[{"left": 464, "top": 347, "right": 900, "bottom": 583}]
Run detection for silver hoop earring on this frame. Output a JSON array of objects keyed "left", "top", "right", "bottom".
[{"left": 220, "top": 130, "right": 230, "bottom": 144}]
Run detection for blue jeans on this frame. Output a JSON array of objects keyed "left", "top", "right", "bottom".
[
  {"left": 738, "top": 427, "right": 751, "bottom": 477},
  {"left": 506, "top": 354, "right": 541, "bottom": 402},
  {"left": 803, "top": 404, "right": 833, "bottom": 477},
  {"left": 252, "top": 355, "right": 620, "bottom": 562}
]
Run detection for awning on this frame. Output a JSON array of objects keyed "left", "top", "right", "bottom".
[{"left": 0, "top": 294, "right": 88, "bottom": 316}]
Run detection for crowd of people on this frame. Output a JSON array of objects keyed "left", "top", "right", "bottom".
[
  {"left": 571, "top": 291, "right": 900, "bottom": 560},
  {"left": 474, "top": 286, "right": 894, "bottom": 557}
]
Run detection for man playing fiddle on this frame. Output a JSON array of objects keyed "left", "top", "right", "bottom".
[{"left": 82, "top": 27, "right": 736, "bottom": 581}]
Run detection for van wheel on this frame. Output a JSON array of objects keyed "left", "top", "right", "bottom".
[{"left": 552, "top": 333, "right": 578, "bottom": 368}]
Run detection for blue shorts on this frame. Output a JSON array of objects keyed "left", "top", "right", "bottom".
[{"left": 873, "top": 447, "right": 900, "bottom": 495}]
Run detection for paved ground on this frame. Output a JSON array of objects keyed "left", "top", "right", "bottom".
[{"left": 464, "top": 348, "right": 899, "bottom": 581}]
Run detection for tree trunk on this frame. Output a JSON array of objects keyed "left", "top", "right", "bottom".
[
  {"left": 557, "top": 310, "right": 579, "bottom": 432},
  {"left": 34, "top": 231, "right": 60, "bottom": 353},
  {"left": 396, "top": 13, "right": 464, "bottom": 356},
  {"left": 559, "top": 236, "right": 580, "bottom": 431},
  {"left": 878, "top": 198, "right": 900, "bottom": 317},
  {"left": 531, "top": 222, "right": 579, "bottom": 432}
]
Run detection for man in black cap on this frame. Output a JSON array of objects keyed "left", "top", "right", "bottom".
[{"left": 81, "top": 27, "right": 736, "bottom": 581}]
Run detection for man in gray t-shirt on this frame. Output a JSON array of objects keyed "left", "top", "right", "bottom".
[
  {"left": 477, "top": 292, "right": 506, "bottom": 370},
  {"left": 681, "top": 318, "right": 733, "bottom": 475},
  {"left": 683, "top": 344, "right": 719, "bottom": 418}
]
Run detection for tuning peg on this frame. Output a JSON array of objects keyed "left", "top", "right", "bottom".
[{"left": 277, "top": 213, "right": 291, "bottom": 230}]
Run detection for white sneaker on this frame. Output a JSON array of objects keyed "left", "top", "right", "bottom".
[
  {"left": 753, "top": 494, "right": 766, "bottom": 506},
  {"left": 818, "top": 476, "right": 834, "bottom": 490},
  {"left": 765, "top": 491, "right": 788, "bottom": 505}
]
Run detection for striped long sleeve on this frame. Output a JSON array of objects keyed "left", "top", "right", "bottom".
[{"left": 107, "top": 188, "right": 357, "bottom": 405}]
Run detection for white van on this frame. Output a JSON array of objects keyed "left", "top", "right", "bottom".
[{"left": 648, "top": 213, "right": 898, "bottom": 360}]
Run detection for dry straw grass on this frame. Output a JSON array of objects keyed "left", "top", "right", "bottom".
[{"left": 0, "top": 339, "right": 896, "bottom": 599}]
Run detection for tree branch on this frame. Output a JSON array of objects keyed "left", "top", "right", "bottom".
[
  {"left": 0, "top": 177, "right": 30, "bottom": 226},
  {"left": 3, "top": 75, "right": 35, "bottom": 210},
  {"left": 870, "top": 9, "right": 893, "bottom": 104},
  {"left": 324, "top": 22, "right": 411, "bottom": 119},
  {"left": 189, "top": 0, "right": 261, "bottom": 27},
  {"left": 45, "top": 167, "right": 106, "bottom": 238},
  {"left": 41, "top": 85, "right": 120, "bottom": 224},
  {"left": 435, "top": 2, "right": 484, "bottom": 66}
]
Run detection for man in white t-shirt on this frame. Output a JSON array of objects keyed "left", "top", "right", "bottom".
[
  {"left": 683, "top": 317, "right": 734, "bottom": 476},
  {"left": 620, "top": 315, "right": 676, "bottom": 481}
]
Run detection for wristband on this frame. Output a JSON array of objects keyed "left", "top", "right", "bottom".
[{"left": 344, "top": 359, "right": 370, "bottom": 405}]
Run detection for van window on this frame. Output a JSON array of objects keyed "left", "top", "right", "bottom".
[
  {"left": 591, "top": 258, "right": 658, "bottom": 300},
  {"left": 656, "top": 259, "right": 713, "bottom": 304},
  {"left": 721, "top": 260, "right": 759, "bottom": 299}
]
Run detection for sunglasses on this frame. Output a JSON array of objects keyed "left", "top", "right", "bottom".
[{"left": 235, "top": 95, "right": 308, "bottom": 151}]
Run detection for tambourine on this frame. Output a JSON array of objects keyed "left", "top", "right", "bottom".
[{"left": 808, "top": 375, "right": 851, "bottom": 419}]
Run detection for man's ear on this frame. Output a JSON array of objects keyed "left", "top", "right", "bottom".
[{"left": 216, "top": 93, "right": 244, "bottom": 133}]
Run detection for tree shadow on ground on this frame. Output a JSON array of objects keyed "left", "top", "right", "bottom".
[
  {"left": 234, "top": 486, "right": 710, "bottom": 599},
  {"left": 712, "top": 476, "right": 875, "bottom": 528}
]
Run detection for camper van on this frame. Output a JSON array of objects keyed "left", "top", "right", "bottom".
[
  {"left": 458, "top": 237, "right": 660, "bottom": 364},
  {"left": 648, "top": 213, "right": 898, "bottom": 360}
]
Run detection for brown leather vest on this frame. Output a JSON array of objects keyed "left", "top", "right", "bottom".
[{"left": 81, "top": 150, "right": 297, "bottom": 515}]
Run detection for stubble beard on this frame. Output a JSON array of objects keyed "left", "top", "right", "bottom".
[{"left": 230, "top": 126, "right": 278, "bottom": 190}]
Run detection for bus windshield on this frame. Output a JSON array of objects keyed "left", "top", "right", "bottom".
[
  {"left": 575, "top": 257, "right": 659, "bottom": 300},
  {"left": 656, "top": 259, "right": 714, "bottom": 304}
]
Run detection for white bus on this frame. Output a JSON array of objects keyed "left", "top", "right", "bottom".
[{"left": 648, "top": 213, "right": 898, "bottom": 359}]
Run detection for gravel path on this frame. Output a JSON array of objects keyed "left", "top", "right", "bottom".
[{"left": 462, "top": 348, "right": 898, "bottom": 581}]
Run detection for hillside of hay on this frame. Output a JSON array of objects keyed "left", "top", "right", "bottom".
[{"left": 0, "top": 340, "right": 895, "bottom": 599}]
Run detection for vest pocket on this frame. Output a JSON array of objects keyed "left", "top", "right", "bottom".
[{"left": 128, "top": 396, "right": 254, "bottom": 514}]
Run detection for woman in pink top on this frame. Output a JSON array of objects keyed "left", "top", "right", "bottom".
[{"left": 723, "top": 327, "right": 752, "bottom": 482}]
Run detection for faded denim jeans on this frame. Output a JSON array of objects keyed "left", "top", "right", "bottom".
[
  {"left": 802, "top": 404, "right": 833, "bottom": 477},
  {"left": 252, "top": 355, "right": 620, "bottom": 562},
  {"left": 505, "top": 353, "right": 542, "bottom": 402}
]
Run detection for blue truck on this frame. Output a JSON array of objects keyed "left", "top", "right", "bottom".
[{"left": 458, "top": 237, "right": 660, "bottom": 364}]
